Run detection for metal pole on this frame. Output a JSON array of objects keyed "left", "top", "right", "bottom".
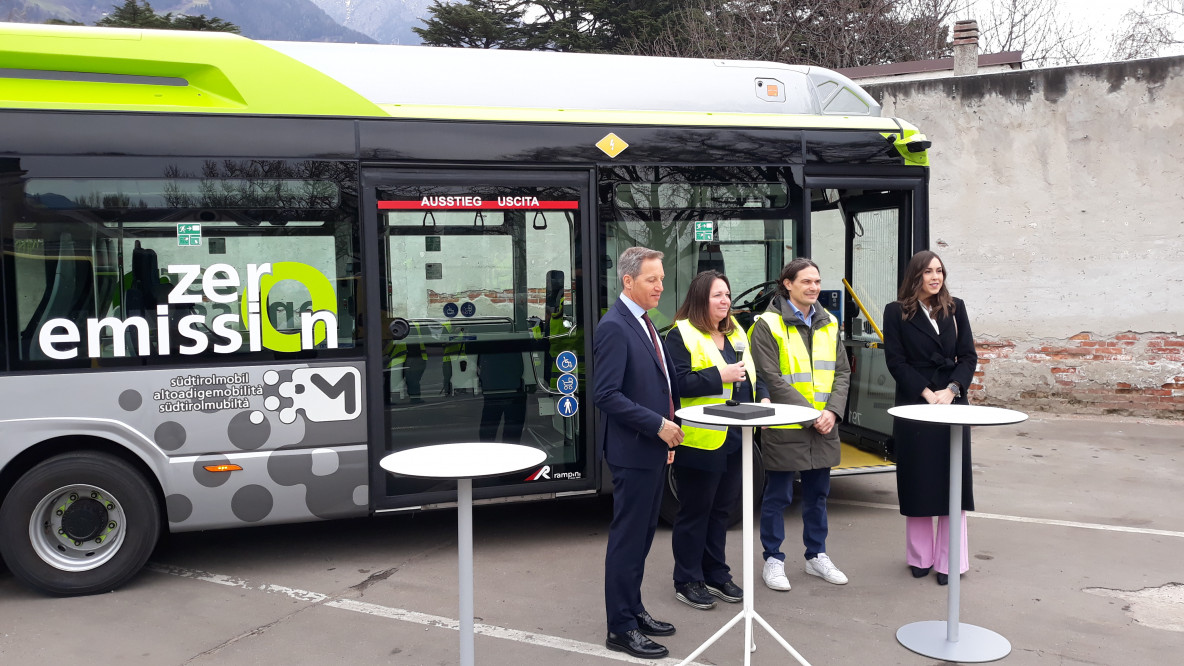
[
  {"left": 458, "top": 478, "right": 475, "bottom": 666},
  {"left": 742, "top": 427, "right": 755, "bottom": 664},
  {"left": 946, "top": 425, "right": 963, "bottom": 643}
]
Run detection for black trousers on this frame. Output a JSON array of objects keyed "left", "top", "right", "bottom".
[
  {"left": 478, "top": 394, "right": 526, "bottom": 442},
  {"left": 671, "top": 447, "right": 742, "bottom": 585}
]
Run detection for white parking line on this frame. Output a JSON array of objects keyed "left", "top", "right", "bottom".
[
  {"left": 830, "top": 500, "right": 1184, "bottom": 538},
  {"left": 146, "top": 564, "right": 709, "bottom": 665}
]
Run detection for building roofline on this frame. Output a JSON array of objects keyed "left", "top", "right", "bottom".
[{"left": 837, "top": 51, "right": 1023, "bottom": 80}]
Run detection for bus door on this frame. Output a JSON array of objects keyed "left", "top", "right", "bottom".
[
  {"left": 362, "top": 170, "right": 593, "bottom": 508},
  {"left": 809, "top": 183, "right": 921, "bottom": 469}
]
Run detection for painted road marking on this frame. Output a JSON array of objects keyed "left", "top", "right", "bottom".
[
  {"left": 830, "top": 500, "right": 1184, "bottom": 539},
  {"left": 146, "top": 563, "right": 709, "bottom": 665}
]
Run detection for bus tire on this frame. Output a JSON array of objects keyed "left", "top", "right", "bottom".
[
  {"left": 659, "top": 442, "right": 765, "bottom": 528},
  {"left": 0, "top": 451, "right": 161, "bottom": 597}
]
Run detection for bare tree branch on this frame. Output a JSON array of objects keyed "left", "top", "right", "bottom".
[
  {"left": 975, "top": 0, "right": 1092, "bottom": 67},
  {"left": 1110, "top": 0, "right": 1184, "bottom": 61},
  {"left": 628, "top": 0, "right": 959, "bottom": 68}
]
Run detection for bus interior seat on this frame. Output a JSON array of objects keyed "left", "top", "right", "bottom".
[{"left": 697, "top": 242, "right": 725, "bottom": 274}]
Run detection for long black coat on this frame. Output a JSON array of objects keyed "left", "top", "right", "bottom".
[{"left": 882, "top": 298, "right": 978, "bottom": 517}]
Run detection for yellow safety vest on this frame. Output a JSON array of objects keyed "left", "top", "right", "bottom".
[
  {"left": 672, "top": 318, "right": 757, "bottom": 450},
  {"left": 442, "top": 320, "right": 464, "bottom": 363},
  {"left": 755, "top": 311, "right": 838, "bottom": 430},
  {"left": 384, "top": 322, "right": 428, "bottom": 369}
]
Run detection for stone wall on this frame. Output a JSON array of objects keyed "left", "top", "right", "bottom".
[{"left": 864, "top": 58, "right": 1184, "bottom": 418}]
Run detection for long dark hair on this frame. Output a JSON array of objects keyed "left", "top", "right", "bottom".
[
  {"left": 675, "top": 270, "right": 735, "bottom": 335},
  {"left": 897, "top": 250, "right": 955, "bottom": 321}
]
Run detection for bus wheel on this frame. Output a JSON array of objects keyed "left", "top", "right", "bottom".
[
  {"left": 0, "top": 452, "right": 161, "bottom": 596},
  {"left": 658, "top": 443, "right": 765, "bottom": 528}
]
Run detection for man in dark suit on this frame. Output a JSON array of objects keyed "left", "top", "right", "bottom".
[{"left": 594, "top": 246, "right": 684, "bottom": 659}]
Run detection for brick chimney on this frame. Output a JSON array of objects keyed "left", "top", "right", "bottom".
[{"left": 953, "top": 20, "right": 979, "bottom": 76}]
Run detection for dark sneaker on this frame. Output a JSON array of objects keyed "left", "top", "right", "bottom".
[
  {"left": 705, "top": 579, "right": 743, "bottom": 603},
  {"left": 674, "top": 581, "right": 716, "bottom": 610}
]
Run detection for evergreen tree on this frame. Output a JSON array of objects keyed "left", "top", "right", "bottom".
[
  {"left": 96, "top": 0, "right": 172, "bottom": 29},
  {"left": 95, "top": 0, "right": 239, "bottom": 34},
  {"left": 414, "top": 0, "right": 526, "bottom": 49},
  {"left": 416, "top": 0, "right": 675, "bottom": 53},
  {"left": 170, "top": 14, "right": 240, "bottom": 34}
]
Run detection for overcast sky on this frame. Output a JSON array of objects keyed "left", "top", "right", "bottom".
[{"left": 958, "top": 0, "right": 1182, "bottom": 62}]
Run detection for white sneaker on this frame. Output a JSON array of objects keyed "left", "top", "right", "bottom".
[
  {"left": 805, "top": 553, "right": 848, "bottom": 585},
  {"left": 762, "top": 557, "right": 791, "bottom": 591}
]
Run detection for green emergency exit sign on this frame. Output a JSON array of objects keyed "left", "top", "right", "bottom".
[
  {"left": 694, "top": 221, "right": 713, "bottom": 241},
  {"left": 177, "top": 223, "right": 202, "bottom": 246}
]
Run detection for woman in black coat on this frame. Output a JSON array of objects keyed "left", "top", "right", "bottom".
[{"left": 882, "top": 251, "right": 978, "bottom": 585}]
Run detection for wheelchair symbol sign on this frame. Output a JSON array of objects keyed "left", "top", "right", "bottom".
[
  {"left": 555, "top": 351, "right": 577, "bottom": 373},
  {"left": 557, "top": 395, "right": 579, "bottom": 418},
  {"left": 557, "top": 373, "right": 577, "bottom": 394}
]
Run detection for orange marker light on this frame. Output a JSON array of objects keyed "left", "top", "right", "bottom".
[
  {"left": 203, "top": 464, "right": 243, "bottom": 473},
  {"left": 767, "top": 85, "right": 779, "bottom": 97}
]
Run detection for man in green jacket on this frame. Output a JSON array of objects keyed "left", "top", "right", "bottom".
[{"left": 749, "top": 257, "right": 851, "bottom": 591}]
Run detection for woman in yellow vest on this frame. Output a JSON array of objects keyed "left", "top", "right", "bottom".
[{"left": 664, "top": 270, "right": 769, "bottom": 610}]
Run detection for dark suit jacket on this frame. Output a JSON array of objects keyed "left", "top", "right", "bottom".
[{"left": 593, "top": 297, "right": 681, "bottom": 469}]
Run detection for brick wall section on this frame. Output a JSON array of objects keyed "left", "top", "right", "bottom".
[{"left": 970, "top": 333, "right": 1184, "bottom": 418}]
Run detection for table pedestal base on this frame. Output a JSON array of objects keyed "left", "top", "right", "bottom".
[
  {"left": 676, "top": 426, "right": 809, "bottom": 666},
  {"left": 897, "top": 621, "right": 1011, "bottom": 662}
]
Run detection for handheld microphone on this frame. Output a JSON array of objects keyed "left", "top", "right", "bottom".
[{"left": 732, "top": 337, "right": 747, "bottom": 399}]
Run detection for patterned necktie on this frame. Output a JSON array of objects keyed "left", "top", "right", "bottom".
[{"left": 642, "top": 313, "right": 676, "bottom": 420}]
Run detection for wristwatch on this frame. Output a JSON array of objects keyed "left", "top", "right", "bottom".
[{"left": 947, "top": 382, "right": 962, "bottom": 398}]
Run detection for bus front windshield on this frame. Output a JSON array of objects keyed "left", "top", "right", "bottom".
[{"left": 600, "top": 166, "right": 801, "bottom": 331}]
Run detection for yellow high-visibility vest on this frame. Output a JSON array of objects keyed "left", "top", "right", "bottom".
[
  {"left": 755, "top": 311, "right": 837, "bottom": 430},
  {"left": 672, "top": 318, "right": 756, "bottom": 450}
]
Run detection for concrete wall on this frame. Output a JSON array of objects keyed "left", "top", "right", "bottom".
[{"left": 864, "top": 58, "right": 1184, "bottom": 417}]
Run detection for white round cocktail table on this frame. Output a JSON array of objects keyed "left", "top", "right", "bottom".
[
  {"left": 380, "top": 442, "right": 546, "bottom": 666},
  {"left": 888, "top": 403, "right": 1028, "bottom": 663},
  {"left": 674, "top": 402, "right": 821, "bottom": 666}
]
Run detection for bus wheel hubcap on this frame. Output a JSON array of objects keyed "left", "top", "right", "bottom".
[{"left": 31, "top": 485, "right": 127, "bottom": 572}]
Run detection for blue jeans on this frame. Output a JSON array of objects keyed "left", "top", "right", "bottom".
[{"left": 760, "top": 468, "right": 831, "bottom": 562}]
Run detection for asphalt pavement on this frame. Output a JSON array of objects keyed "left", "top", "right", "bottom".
[{"left": 0, "top": 414, "right": 1180, "bottom": 665}]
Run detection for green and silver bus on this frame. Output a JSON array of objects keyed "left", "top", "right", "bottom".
[{"left": 0, "top": 22, "right": 927, "bottom": 595}]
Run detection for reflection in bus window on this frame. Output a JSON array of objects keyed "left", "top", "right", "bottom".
[
  {"left": 601, "top": 167, "right": 800, "bottom": 330},
  {"left": 5, "top": 168, "right": 361, "bottom": 367}
]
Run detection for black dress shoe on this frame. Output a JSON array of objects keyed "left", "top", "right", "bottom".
[
  {"left": 634, "top": 611, "right": 675, "bottom": 636},
  {"left": 936, "top": 573, "right": 948, "bottom": 585},
  {"left": 705, "top": 579, "right": 744, "bottom": 603},
  {"left": 910, "top": 566, "right": 931, "bottom": 578},
  {"left": 674, "top": 581, "right": 716, "bottom": 610},
  {"left": 606, "top": 629, "right": 668, "bottom": 659}
]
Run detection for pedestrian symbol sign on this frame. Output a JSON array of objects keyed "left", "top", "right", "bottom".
[
  {"left": 557, "top": 373, "right": 577, "bottom": 395},
  {"left": 555, "top": 351, "right": 577, "bottom": 374},
  {"left": 557, "top": 395, "right": 578, "bottom": 417},
  {"left": 177, "top": 223, "right": 202, "bottom": 246},
  {"left": 694, "top": 221, "right": 713, "bottom": 242}
]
